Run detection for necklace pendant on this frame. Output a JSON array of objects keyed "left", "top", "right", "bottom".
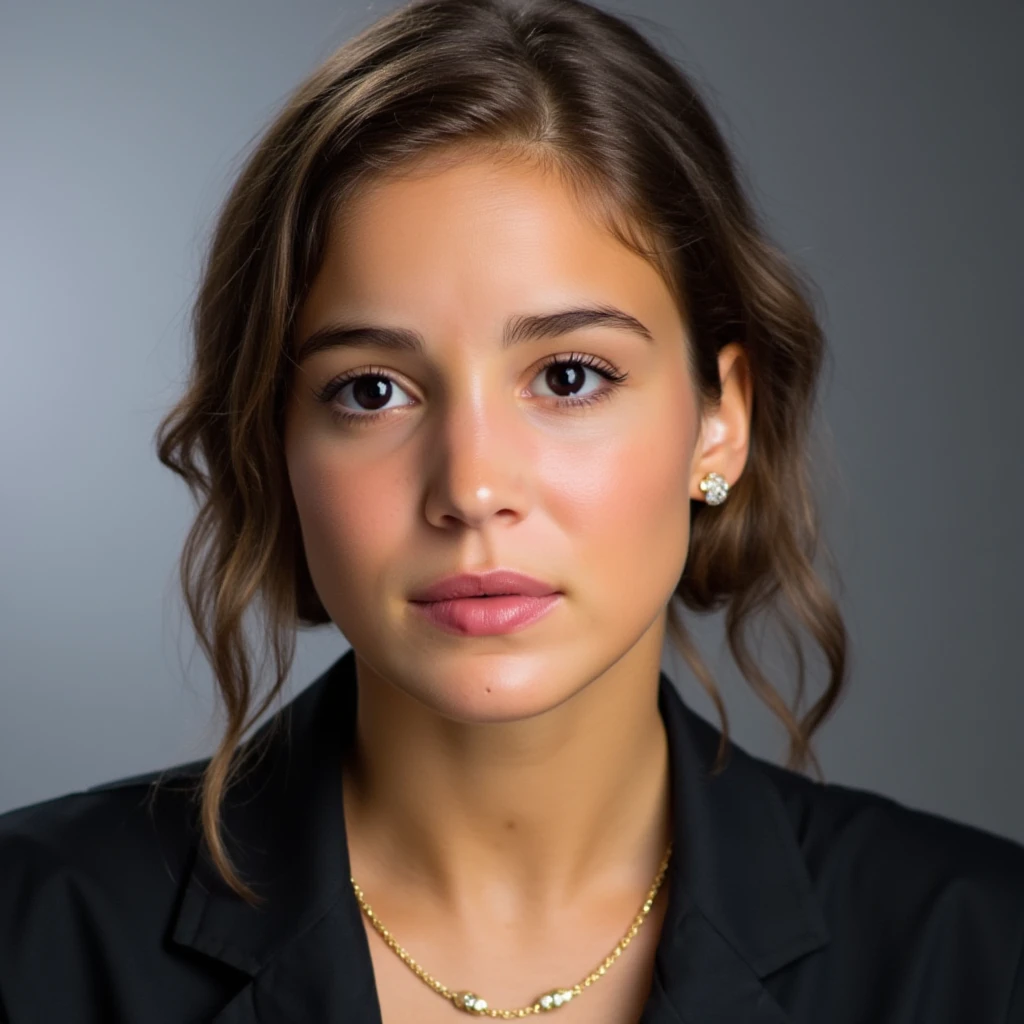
[
  {"left": 453, "top": 990, "right": 489, "bottom": 1013},
  {"left": 538, "top": 988, "right": 576, "bottom": 1010}
]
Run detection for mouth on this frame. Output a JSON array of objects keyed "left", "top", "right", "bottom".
[
  {"left": 409, "top": 569, "right": 559, "bottom": 604},
  {"left": 409, "top": 591, "right": 563, "bottom": 636}
]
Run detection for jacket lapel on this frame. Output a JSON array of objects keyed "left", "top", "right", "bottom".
[
  {"left": 168, "top": 652, "right": 384, "bottom": 1022},
  {"left": 203, "top": 902, "right": 382, "bottom": 1023},
  {"left": 167, "top": 650, "right": 830, "bottom": 1023},
  {"left": 641, "top": 676, "right": 831, "bottom": 1022}
]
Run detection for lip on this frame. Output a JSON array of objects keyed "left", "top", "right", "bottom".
[
  {"left": 408, "top": 569, "right": 559, "bottom": 602},
  {"left": 410, "top": 593, "right": 563, "bottom": 636}
]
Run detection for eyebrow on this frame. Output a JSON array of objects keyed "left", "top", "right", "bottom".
[{"left": 295, "top": 304, "right": 654, "bottom": 363}]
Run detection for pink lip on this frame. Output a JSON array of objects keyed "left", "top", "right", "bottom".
[
  {"left": 409, "top": 569, "right": 558, "bottom": 602},
  {"left": 408, "top": 569, "right": 562, "bottom": 637},
  {"left": 410, "top": 594, "right": 562, "bottom": 636}
]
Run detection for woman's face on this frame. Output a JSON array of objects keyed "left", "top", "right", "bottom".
[{"left": 284, "top": 152, "right": 712, "bottom": 722}]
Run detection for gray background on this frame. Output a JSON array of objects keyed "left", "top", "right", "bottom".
[{"left": 2, "top": 1, "right": 1022, "bottom": 842}]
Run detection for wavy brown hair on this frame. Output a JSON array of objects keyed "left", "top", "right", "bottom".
[{"left": 155, "top": 0, "right": 849, "bottom": 906}]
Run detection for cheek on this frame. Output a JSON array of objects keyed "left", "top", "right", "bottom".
[
  {"left": 287, "top": 441, "right": 410, "bottom": 613},
  {"left": 539, "top": 409, "right": 693, "bottom": 609}
]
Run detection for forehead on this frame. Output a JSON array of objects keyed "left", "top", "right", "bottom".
[
  {"left": 296, "top": 153, "right": 681, "bottom": 344},
  {"left": 288, "top": 151, "right": 688, "bottom": 364}
]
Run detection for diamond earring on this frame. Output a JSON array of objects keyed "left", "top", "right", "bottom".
[{"left": 699, "top": 471, "right": 730, "bottom": 506}]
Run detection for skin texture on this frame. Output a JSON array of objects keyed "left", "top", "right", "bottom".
[{"left": 283, "top": 151, "right": 752, "bottom": 1021}]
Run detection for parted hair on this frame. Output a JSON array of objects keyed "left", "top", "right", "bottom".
[{"left": 155, "top": 0, "right": 848, "bottom": 906}]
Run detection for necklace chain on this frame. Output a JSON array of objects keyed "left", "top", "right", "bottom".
[{"left": 350, "top": 840, "right": 673, "bottom": 1017}]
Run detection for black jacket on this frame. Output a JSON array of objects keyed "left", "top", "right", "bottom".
[{"left": 1, "top": 647, "right": 1023, "bottom": 1023}]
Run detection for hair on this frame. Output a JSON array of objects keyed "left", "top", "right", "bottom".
[{"left": 155, "top": 0, "right": 849, "bottom": 906}]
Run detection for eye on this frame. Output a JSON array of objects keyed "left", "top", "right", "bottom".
[
  {"left": 529, "top": 351, "right": 628, "bottom": 403},
  {"left": 313, "top": 365, "right": 416, "bottom": 425},
  {"left": 312, "top": 352, "right": 629, "bottom": 426}
]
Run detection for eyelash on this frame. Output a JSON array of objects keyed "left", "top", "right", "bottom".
[{"left": 311, "top": 352, "right": 630, "bottom": 427}]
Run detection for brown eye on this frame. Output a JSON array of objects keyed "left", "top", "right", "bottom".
[
  {"left": 530, "top": 353, "right": 628, "bottom": 402},
  {"left": 313, "top": 369, "right": 416, "bottom": 422},
  {"left": 543, "top": 360, "right": 588, "bottom": 398},
  {"left": 313, "top": 352, "right": 628, "bottom": 428},
  {"left": 349, "top": 374, "right": 394, "bottom": 412}
]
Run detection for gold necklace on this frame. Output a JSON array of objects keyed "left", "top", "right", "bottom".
[{"left": 350, "top": 840, "right": 673, "bottom": 1017}]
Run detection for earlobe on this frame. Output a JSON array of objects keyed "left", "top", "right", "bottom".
[{"left": 698, "top": 471, "right": 730, "bottom": 506}]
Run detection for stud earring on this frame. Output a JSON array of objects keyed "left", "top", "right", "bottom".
[{"left": 699, "top": 471, "right": 730, "bottom": 506}]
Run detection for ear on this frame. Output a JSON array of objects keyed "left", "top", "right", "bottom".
[{"left": 689, "top": 342, "right": 753, "bottom": 501}]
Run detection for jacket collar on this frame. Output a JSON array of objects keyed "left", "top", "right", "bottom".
[
  {"left": 169, "top": 648, "right": 829, "bottom": 1022},
  {"left": 642, "top": 674, "right": 831, "bottom": 1022}
]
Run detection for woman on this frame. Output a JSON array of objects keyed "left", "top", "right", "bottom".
[{"left": 1, "top": 0, "right": 1022, "bottom": 1020}]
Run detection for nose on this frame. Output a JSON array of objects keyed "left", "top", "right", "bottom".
[{"left": 421, "top": 384, "right": 533, "bottom": 532}]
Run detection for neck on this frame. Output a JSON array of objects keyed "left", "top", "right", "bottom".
[{"left": 340, "top": 637, "right": 672, "bottom": 923}]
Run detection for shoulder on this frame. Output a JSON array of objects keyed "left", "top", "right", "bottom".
[
  {"left": 756, "top": 754, "right": 1024, "bottom": 892},
  {"left": 0, "top": 760, "right": 208, "bottom": 1016},
  {"left": 753, "top": 754, "right": 1024, "bottom": 1014},
  {"left": 0, "top": 758, "right": 206, "bottom": 887}
]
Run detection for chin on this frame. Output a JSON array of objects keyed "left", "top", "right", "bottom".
[{"left": 395, "top": 647, "right": 589, "bottom": 724}]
